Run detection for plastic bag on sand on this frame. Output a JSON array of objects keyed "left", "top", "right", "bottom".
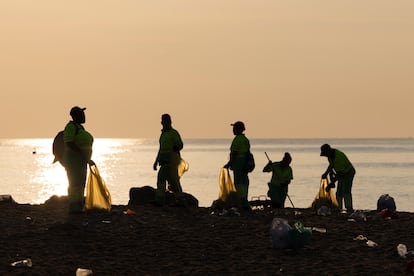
[
  {"left": 218, "top": 168, "right": 236, "bottom": 202},
  {"left": 288, "top": 222, "right": 312, "bottom": 249},
  {"left": 377, "top": 194, "right": 396, "bottom": 212},
  {"left": 270, "top": 218, "right": 292, "bottom": 249},
  {"left": 85, "top": 164, "right": 112, "bottom": 211},
  {"left": 270, "top": 218, "right": 312, "bottom": 249}
]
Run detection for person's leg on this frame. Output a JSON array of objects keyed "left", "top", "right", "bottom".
[
  {"left": 268, "top": 183, "right": 283, "bottom": 208},
  {"left": 336, "top": 182, "right": 344, "bottom": 210},
  {"left": 235, "top": 174, "right": 250, "bottom": 210},
  {"left": 342, "top": 172, "right": 355, "bottom": 211},
  {"left": 268, "top": 183, "right": 277, "bottom": 206},
  {"left": 242, "top": 173, "right": 250, "bottom": 210},
  {"left": 66, "top": 161, "right": 87, "bottom": 214},
  {"left": 166, "top": 155, "right": 187, "bottom": 206},
  {"left": 155, "top": 164, "right": 168, "bottom": 205},
  {"left": 167, "top": 154, "right": 183, "bottom": 193},
  {"left": 233, "top": 157, "right": 250, "bottom": 210},
  {"left": 281, "top": 186, "right": 288, "bottom": 208}
]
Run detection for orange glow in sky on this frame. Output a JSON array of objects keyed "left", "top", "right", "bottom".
[{"left": 1, "top": 1, "right": 413, "bottom": 139}]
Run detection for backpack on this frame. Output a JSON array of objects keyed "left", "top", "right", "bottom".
[
  {"left": 52, "top": 122, "right": 79, "bottom": 165},
  {"left": 52, "top": 130, "right": 65, "bottom": 165},
  {"left": 377, "top": 194, "right": 396, "bottom": 212},
  {"left": 245, "top": 151, "right": 255, "bottom": 173}
]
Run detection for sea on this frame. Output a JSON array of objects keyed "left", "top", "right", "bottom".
[{"left": 0, "top": 138, "right": 413, "bottom": 212}]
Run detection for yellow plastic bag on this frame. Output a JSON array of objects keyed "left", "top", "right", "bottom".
[
  {"left": 85, "top": 164, "right": 112, "bottom": 211},
  {"left": 311, "top": 178, "right": 339, "bottom": 209},
  {"left": 218, "top": 168, "right": 236, "bottom": 202},
  {"left": 178, "top": 158, "right": 189, "bottom": 177}
]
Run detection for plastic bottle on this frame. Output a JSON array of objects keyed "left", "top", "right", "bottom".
[
  {"left": 312, "top": 227, "right": 327, "bottom": 233},
  {"left": 76, "top": 268, "right": 93, "bottom": 276},
  {"left": 10, "top": 258, "right": 32, "bottom": 267},
  {"left": 397, "top": 243, "right": 407, "bottom": 258}
]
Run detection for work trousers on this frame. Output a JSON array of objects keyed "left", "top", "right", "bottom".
[
  {"left": 64, "top": 152, "right": 87, "bottom": 214},
  {"left": 232, "top": 156, "right": 250, "bottom": 210},
  {"left": 268, "top": 183, "right": 288, "bottom": 208},
  {"left": 336, "top": 167, "right": 356, "bottom": 212},
  {"left": 156, "top": 152, "right": 184, "bottom": 205}
]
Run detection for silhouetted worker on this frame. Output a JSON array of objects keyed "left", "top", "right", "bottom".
[
  {"left": 224, "top": 121, "right": 251, "bottom": 211},
  {"left": 153, "top": 114, "right": 185, "bottom": 206},
  {"left": 63, "top": 106, "right": 94, "bottom": 214},
  {"left": 263, "top": 152, "right": 293, "bottom": 208},
  {"left": 320, "top": 144, "right": 355, "bottom": 212}
]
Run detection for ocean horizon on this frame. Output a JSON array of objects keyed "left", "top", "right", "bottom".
[{"left": 0, "top": 137, "right": 412, "bottom": 211}]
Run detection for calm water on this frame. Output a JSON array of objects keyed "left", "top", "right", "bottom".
[{"left": 0, "top": 138, "right": 413, "bottom": 211}]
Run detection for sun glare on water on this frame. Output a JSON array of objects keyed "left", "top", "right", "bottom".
[{"left": 16, "top": 138, "right": 126, "bottom": 204}]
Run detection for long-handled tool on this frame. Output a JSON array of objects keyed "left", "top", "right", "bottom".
[{"left": 264, "top": 152, "right": 295, "bottom": 208}]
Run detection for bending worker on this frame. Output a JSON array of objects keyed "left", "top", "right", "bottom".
[
  {"left": 263, "top": 152, "right": 293, "bottom": 208},
  {"left": 320, "top": 144, "right": 356, "bottom": 212}
]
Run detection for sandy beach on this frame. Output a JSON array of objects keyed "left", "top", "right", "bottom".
[{"left": 0, "top": 196, "right": 413, "bottom": 275}]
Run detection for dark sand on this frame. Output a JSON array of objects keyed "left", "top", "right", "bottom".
[{"left": 1, "top": 197, "right": 413, "bottom": 275}]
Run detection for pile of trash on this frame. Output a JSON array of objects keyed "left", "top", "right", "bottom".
[{"left": 269, "top": 218, "right": 312, "bottom": 250}]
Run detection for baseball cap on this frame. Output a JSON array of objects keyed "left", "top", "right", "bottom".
[
  {"left": 231, "top": 121, "right": 245, "bottom": 131},
  {"left": 70, "top": 106, "right": 86, "bottom": 116}
]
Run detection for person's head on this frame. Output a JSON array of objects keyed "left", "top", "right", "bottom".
[
  {"left": 70, "top": 106, "right": 86, "bottom": 124},
  {"left": 231, "top": 121, "right": 245, "bottom": 135},
  {"left": 320, "top": 144, "right": 332, "bottom": 157},
  {"left": 161, "top": 113, "right": 172, "bottom": 130},
  {"left": 281, "top": 152, "right": 292, "bottom": 167}
]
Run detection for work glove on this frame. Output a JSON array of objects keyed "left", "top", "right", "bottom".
[
  {"left": 329, "top": 172, "right": 337, "bottom": 182},
  {"left": 325, "top": 183, "right": 335, "bottom": 192}
]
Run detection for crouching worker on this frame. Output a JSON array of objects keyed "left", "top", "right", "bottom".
[
  {"left": 153, "top": 114, "right": 186, "bottom": 206},
  {"left": 263, "top": 152, "right": 293, "bottom": 208}
]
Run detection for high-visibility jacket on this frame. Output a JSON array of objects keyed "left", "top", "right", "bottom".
[
  {"left": 159, "top": 128, "right": 183, "bottom": 154},
  {"left": 63, "top": 121, "right": 94, "bottom": 160},
  {"left": 264, "top": 162, "right": 293, "bottom": 186},
  {"left": 230, "top": 134, "right": 250, "bottom": 154},
  {"left": 329, "top": 149, "right": 354, "bottom": 175}
]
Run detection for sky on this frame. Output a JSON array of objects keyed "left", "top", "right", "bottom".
[{"left": 1, "top": 1, "right": 413, "bottom": 139}]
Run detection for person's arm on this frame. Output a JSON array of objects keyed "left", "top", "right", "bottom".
[
  {"left": 224, "top": 151, "right": 235, "bottom": 169},
  {"left": 153, "top": 151, "right": 160, "bottom": 170},
  {"left": 173, "top": 130, "right": 183, "bottom": 153},
  {"left": 263, "top": 161, "right": 273, "bottom": 172},
  {"left": 322, "top": 164, "right": 333, "bottom": 179}
]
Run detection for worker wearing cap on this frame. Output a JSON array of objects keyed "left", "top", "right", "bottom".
[
  {"left": 224, "top": 121, "right": 251, "bottom": 210},
  {"left": 320, "top": 144, "right": 355, "bottom": 212},
  {"left": 153, "top": 114, "right": 185, "bottom": 206},
  {"left": 263, "top": 152, "right": 293, "bottom": 208},
  {"left": 63, "top": 106, "right": 94, "bottom": 214}
]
